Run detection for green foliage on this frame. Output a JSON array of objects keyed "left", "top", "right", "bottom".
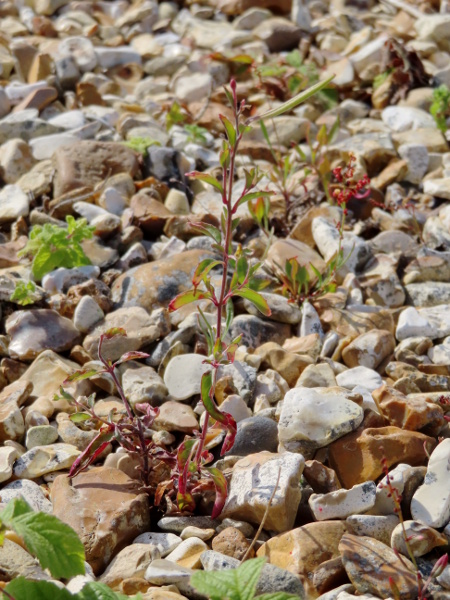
[
  {"left": 0, "top": 498, "right": 85, "bottom": 580},
  {"left": 9, "top": 280, "right": 38, "bottom": 305},
  {"left": 373, "top": 70, "right": 391, "bottom": 90},
  {"left": 166, "top": 100, "right": 188, "bottom": 130},
  {"left": 123, "top": 136, "right": 160, "bottom": 156},
  {"left": 430, "top": 84, "right": 450, "bottom": 133},
  {"left": 5, "top": 579, "right": 138, "bottom": 600},
  {"left": 184, "top": 123, "right": 209, "bottom": 145},
  {"left": 18, "top": 215, "right": 95, "bottom": 281},
  {"left": 190, "top": 557, "right": 298, "bottom": 600}
]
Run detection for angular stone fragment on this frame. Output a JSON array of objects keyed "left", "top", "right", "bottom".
[
  {"left": 309, "top": 481, "right": 376, "bottom": 521},
  {"left": 221, "top": 451, "right": 304, "bottom": 533},
  {"left": 52, "top": 467, "right": 150, "bottom": 575},
  {"left": 411, "top": 438, "right": 450, "bottom": 528},
  {"left": 278, "top": 387, "right": 364, "bottom": 455},
  {"left": 13, "top": 443, "right": 80, "bottom": 478},
  {"left": 339, "top": 533, "right": 418, "bottom": 599}
]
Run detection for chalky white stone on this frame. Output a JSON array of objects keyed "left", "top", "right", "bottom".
[
  {"left": 336, "top": 366, "right": 383, "bottom": 392},
  {"left": 278, "top": 387, "right": 364, "bottom": 452},
  {"left": 13, "top": 443, "right": 80, "bottom": 479},
  {"left": 309, "top": 481, "right": 376, "bottom": 521},
  {"left": 133, "top": 531, "right": 182, "bottom": 557},
  {"left": 164, "top": 353, "right": 210, "bottom": 400},
  {"left": 411, "top": 439, "right": 450, "bottom": 528},
  {"left": 73, "top": 296, "right": 104, "bottom": 333},
  {"left": 0, "top": 185, "right": 29, "bottom": 223}
]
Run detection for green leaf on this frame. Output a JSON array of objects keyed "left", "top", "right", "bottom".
[
  {"left": 192, "top": 259, "right": 223, "bottom": 288},
  {"left": 69, "top": 412, "right": 92, "bottom": 423},
  {"left": 204, "top": 467, "right": 228, "bottom": 519},
  {"left": 247, "top": 74, "right": 335, "bottom": 123},
  {"left": 63, "top": 368, "right": 102, "bottom": 384},
  {"left": 168, "top": 289, "right": 211, "bottom": 311},
  {"left": 192, "top": 222, "right": 222, "bottom": 244},
  {"left": 191, "top": 557, "right": 267, "bottom": 600},
  {"left": 219, "top": 114, "right": 237, "bottom": 146},
  {"left": 0, "top": 497, "right": 33, "bottom": 523},
  {"left": 234, "top": 191, "right": 272, "bottom": 211},
  {"left": 77, "top": 582, "right": 131, "bottom": 600},
  {"left": 256, "top": 594, "right": 299, "bottom": 600},
  {"left": 103, "top": 327, "right": 127, "bottom": 340},
  {"left": 224, "top": 299, "right": 234, "bottom": 337},
  {"left": 233, "top": 289, "right": 271, "bottom": 317},
  {"left": 236, "top": 256, "right": 248, "bottom": 285},
  {"left": 2, "top": 500, "right": 85, "bottom": 579},
  {"left": 188, "top": 171, "right": 224, "bottom": 194},
  {"left": 5, "top": 578, "right": 73, "bottom": 600}
]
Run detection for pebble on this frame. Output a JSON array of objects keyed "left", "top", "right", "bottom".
[
  {"left": 411, "top": 438, "right": 450, "bottom": 528},
  {"left": 133, "top": 532, "right": 182, "bottom": 557},
  {"left": 73, "top": 295, "right": 105, "bottom": 333},
  {"left": 13, "top": 443, "right": 80, "bottom": 479},
  {"left": 309, "top": 481, "right": 376, "bottom": 521},
  {"left": 226, "top": 416, "right": 278, "bottom": 456},
  {"left": 0, "top": 185, "right": 30, "bottom": 223},
  {"left": 163, "top": 353, "right": 210, "bottom": 400}
]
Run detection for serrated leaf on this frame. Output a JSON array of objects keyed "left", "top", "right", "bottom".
[
  {"left": 4, "top": 504, "right": 85, "bottom": 579},
  {"left": 5, "top": 578, "right": 73, "bottom": 600},
  {"left": 77, "top": 582, "right": 131, "bottom": 600},
  {"left": 191, "top": 557, "right": 267, "bottom": 600},
  {"left": 233, "top": 289, "right": 271, "bottom": 317},
  {"left": 187, "top": 171, "right": 224, "bottom": 194},
  {"left": 0, "top": 497, "right": 33, "bottom": 523},
  {"left": 256, "top": 594, "right": 299, "bottom": 600}
]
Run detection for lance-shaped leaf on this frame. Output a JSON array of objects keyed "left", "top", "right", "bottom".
[
  {"left": 177, "top": 438, "right": 198, "bottom": 474},
  {"left": 113, "top": 351, "right": 150, "bottom": 366},
  {"left": 205, "top": 467, "right": 228, "bottom": 519},
  {"left": 233, "top": 288, "right": 271, "bottom": 316},
  {"left": 63, "top": 367, "right": 103, "bottom": 384},
  {"left": 233, "top": 190, "right": 272, "bottom": 212},
  {"left": 219, "top": 114, "right": 236, "bottom": 146},
  {"left": 168, "top": 289, "right": 211, "bottom": 312},
  {"left": 187, "top": 171, "right": 224, "bottom": 194},
  {"left": 191, "top": 222, "right": 222, "bottom": 244},
  {"left": 246, "top": 74, "right": 335, "bottom": 124},
  {"left": 69, "top": 412, "right": 92, "bottom": 423},
  {"left": 69, "top": 428, "right": 114, "bottom": 478},
  {"left": 192, "top": 259, "right": 223, "bottom": 288},
  {"left": 200, "top": 372, "right": 237, "bottom": 455}
]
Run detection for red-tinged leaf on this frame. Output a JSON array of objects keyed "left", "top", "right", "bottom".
[
  {"left": 168, "top": 289, "right": 211, "bottom": 312},
  {"left": 68, "top": 428, "right": 114, "bottom": 478},
  {"left": 201, "top": 371, "right": 226, "bottom": 426},
  {"left": 114, "top": 351, "right": 150, "bottom": 365},
  {"left": 192, "top": 259, "right": 223, "bottom": 288},
  {"left": 205, "top": 467, "right": 228, "bottom": 518},
  {"left": 63, "top": 368, "right": 102, "bottom": 384},
  {"left": 221, "top": 413, "right": 237, "bottom": 456},
  {"left": 233, "top": 191, "right": 272, "bottom": 212},
  {"left": 388, "top": 577, "right": 402, "bottom": 600},
  {"left": 219, "top": 114, "right": 236, "bottom": 146},
  {"left": 177, "top": 439, "right": 197, "bottom": 473},
  {"left": 154, "top": 480, "right": 173, "bottom": 506},
  {"left": 187, "top": 171, "right": 223, "bottom": 194},
  {"left": 102, "top": 327, "right": 127, "bottom": 340},
  {"left": 233, "top": 289, "right": 271, "bottom": 317},
  {"left": 177, "top": 490, "right": 196, "bottom": 513}
]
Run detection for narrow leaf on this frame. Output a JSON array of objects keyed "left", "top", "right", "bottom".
[
  {"left": 114, "top": 351, "right": 150, "bottom": 365},
  {"left": 187, "top": 171, "right": 224, "bottom": 194},
  {"left": 168, "top": 289, "right": 211, "bottom": 312},
  {"left": 192, "top": 259, "right": 223, "bottom": 288},
  {"left": 69, "top": 412, "right": 92, "bottom": 423},
  {"left": 219, "top": 114, "right": 237, "bottom": 146},
  {"left": 63, "top": 368, "right": 102, "bottom": 384},
  {"left": 205, "top": 467, "right": 228, "bottom": 519},
  {"left": 233, "top": 289, "right": 271, "bottom": 317},
  {"left": 247, "top": 74, "right": 335, "bottom": 123}
]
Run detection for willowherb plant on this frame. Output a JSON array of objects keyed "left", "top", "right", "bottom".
[{"left": 167, "top": 75, "right": 334, "bottom": 515}]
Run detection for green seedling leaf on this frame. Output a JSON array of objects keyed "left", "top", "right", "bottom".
[
  {"left": 219, "top": 114, "right": 237, "bottom": 146},
  {"left": 247, "top": 74, "right": 335, "bottom": 124},
  {"left": 1, "top": 499, "right": 85, "bottom": 579},
  {"left": 5, "top": 578, "right": 73, "bottom": 600},
  {"left": 233, "top": 289, "right": 271, "bottom": 317},
  {"left": 236, "top": 256, "right": 248, "bottom": 284},
  {"left": 10, "top": 280, "right": 38, "bottom": 306},
  {"left": 168, "top": 289, "right": 211, "bottom": 312},
  {"left": 187, "top": 170, "right": 224, "bottom": 194},
  {"left": 69, "top": 412, "right": 92, "bottom": 423},
  {"left": 64, "top": 368, "right": 102, "bottom": 384}
]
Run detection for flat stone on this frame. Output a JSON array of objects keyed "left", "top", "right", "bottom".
[
  {"left": 0, "top": 402, "right": 24, "bottom": 443},
  {"left": 0, "top": 446, "right": 19, "bottom": 484},
  {"left": 309, "top": 481, "right": 376, "bottom": 521},
  {"left": 25, "top": 424, "right": 58, "bottom": 449},
  {"left": 52, "top": 467, "right": 150, "bottom": 575},
  {"left": 144, "top": 559, "right": 193, "bottom": 586},
  {"left": 73, "top": 295, "right": 105, "bottom": 333},
  {"left": 154, "top": 401, "right": 198, "bottom": 433},
  {"left": 227, "top": 416, "right": 278, "bottom": 456},
  {"left": 278, "top": 387, "right": 364, "bottom": 455},
  {"left": 342, "top": 330, "right": 395, "bottom": 370},
  {"left": 83, "top": 307, "right": 170, "bottom": 362},
  {"left": 391, "top": 520, "right": 447, "bottom": 558},
  {"left": 346, "top": 514, "right": 399, "bottom": 546},
  {"left": 0, "top": 139, "right": 36, "bottom": 184},
  {"left": 243, "top": 292, "right": 302, "bottom": 324},
  {"left": 0, "top": 538, "right": 50, "bottom": 581},
  {"left": 335, "top": 366, "right": 383, "bottom": 392},
  {"left": 221, "top": 451, "right": 304, "bottom": 533},
  {"left": 405, "top": 282, "right": 450, "bottom": 307},
  {"left": 257, "top": 521, "right": 347, "bottom": 598},
  {"left": 165, "top": 537, "right": 208, "bottom": 569},
  {"left": 133, "top": 532, "right": 182, "bottom": 557},
  {"left": 411, "top": 438, "right": 450, "bottom": 528},
  {"left": 100, "top": 544, "right": 160, "bottom": 589},
  {"left": 339, "top": 533, "right": 418, "bottom": 599},
  {"left": 0, "top": 479, "right": 52, "bottom": 513},
  {"left": 6, "top": 309, "right": 81, "bottom": 361},
  {"left": 157, "top": 516, "right": 219, "bottom": 533},
  {"left": 13, "top": 443, "right": 80, "bottom": 478},
  {"left": 164, "top": 354, "right": 210, "bottom": 400},
  {"left": 0, "top": 185, "right": 30, "bottom": 223},
  {"left": 229, "top": 315, "right": 291, "bottom": 349}
]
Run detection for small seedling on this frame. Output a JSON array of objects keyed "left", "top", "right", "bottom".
[
  {"left": 184, "top": 123, "right": 209, "bottom": 145},
  {"left": 123, "top": 136, "right": 161, "bottom": 157},
  {"left": 9, "top": 281, "right": 38, "bottom": 306},
  {"left": 18, "top": 215, "right": 95, "bottom": 281},
  {"left": 430, "top": 85, "right": 450, "bottom": 133}
]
